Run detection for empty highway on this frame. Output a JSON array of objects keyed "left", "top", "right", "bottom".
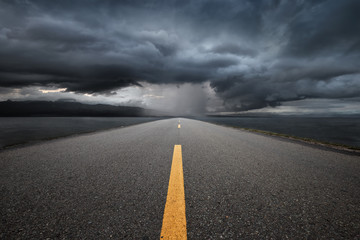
[{"left": 1, "top": 118, "right": 359, "bottom": 239}]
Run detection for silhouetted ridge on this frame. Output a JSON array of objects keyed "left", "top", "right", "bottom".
[{"left": 0, "top": 101, "right": 148, "bottom": 117}]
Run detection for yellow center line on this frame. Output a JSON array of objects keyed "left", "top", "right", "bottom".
[
  {"left": 160, "top": 145, "right": 187, "bottom": 239},
  {"left": 178, "top": 124, "right": 181, "bottom": 129}
]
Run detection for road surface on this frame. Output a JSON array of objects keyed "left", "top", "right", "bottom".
[{"left": 1, "top": 118, "right": 359, "bottom": 239}]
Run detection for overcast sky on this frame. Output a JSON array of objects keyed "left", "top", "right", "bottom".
[{"left": 1, "top": 0, "right": 359, "bottom": 115}]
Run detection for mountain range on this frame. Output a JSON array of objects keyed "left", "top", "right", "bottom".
[{"left": 0, "top": 100, "right": 162, "bottom": 117}]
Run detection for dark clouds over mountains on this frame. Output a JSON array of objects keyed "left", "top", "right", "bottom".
[{"left": 0, "top": 0, "right": 359, "bottom": 111}]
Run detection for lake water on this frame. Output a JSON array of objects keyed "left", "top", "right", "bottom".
[
  {"left": 0, "top": 117, "right": 163, "bottom": 149},
  {"left": 1, "top": 116, "right": 359, "bottom": 150},
  {"left": 194, "top": 116, "right": 360, "bottom": 148}
]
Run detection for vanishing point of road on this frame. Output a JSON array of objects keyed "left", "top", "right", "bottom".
[{"left": 1, "top": 118, "right": 359, "bottom": 239}]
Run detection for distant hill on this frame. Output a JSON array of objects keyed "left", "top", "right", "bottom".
[{"left": 0, "top": 100, "right": 161, "bottom": 117}]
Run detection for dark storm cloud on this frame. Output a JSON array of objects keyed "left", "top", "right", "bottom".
[
  {"left": 210, "top": 43, "right": 258, "bottom": 57},
  {"left": 0, "top": 0, "right": 360, "bottom": 110},
  {"left": 283, "top": 0, "right": 360, "bottom": 57}
]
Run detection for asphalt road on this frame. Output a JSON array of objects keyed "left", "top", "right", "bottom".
[{"left": 1, "top": 118, "right": 359, "bottom": 239}]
